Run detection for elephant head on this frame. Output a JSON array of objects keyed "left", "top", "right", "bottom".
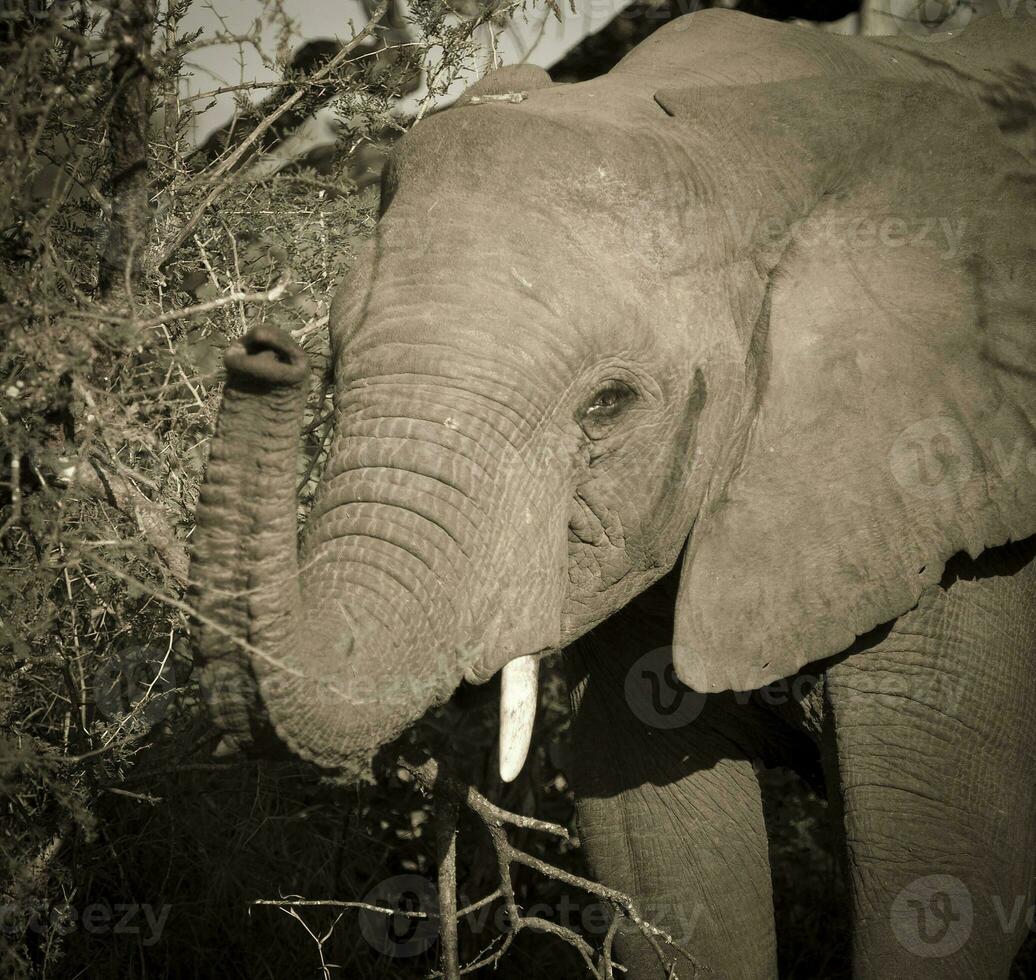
[{"left": 189, "top": 12, "right": 1036, "bottom": 777}]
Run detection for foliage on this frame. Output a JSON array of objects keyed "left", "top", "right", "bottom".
[{"left": 0, "top": 2, "right": 559, "bottom": 976}]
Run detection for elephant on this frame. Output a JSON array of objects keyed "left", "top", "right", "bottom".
[{"left": 189, "top": 8, "right": 1036, "bottom": 979}]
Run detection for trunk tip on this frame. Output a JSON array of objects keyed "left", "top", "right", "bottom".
[{"left": 225, "top": 326, "right": 308, "bottom": 388}]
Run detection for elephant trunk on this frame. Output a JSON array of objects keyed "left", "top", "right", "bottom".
[
  {"left": 189, "top": 326, "right": 333, "bottom": 759},
  {"left": 190, "top": 326, "right": 565, "bottom": 771}
]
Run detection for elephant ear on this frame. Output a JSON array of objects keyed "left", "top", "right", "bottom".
[{"left": 661, "top": 77, "right": 1036, "bottom": 692}]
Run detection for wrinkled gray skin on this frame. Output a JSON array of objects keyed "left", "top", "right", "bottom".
[{"left": 190, "top": 9, "right": 1036, "bottom": 978}]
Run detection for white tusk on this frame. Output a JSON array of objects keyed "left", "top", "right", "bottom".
[{"left": 499, "top": 654, "right": 539, "bottom": 782}]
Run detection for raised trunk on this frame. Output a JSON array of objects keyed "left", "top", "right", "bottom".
[{"left": 189, "top": 326, "right": 324, "bottom": 758}]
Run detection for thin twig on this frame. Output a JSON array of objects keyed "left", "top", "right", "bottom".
[
  {"left": 69, "top": 281, "right": 287, "bottom": 330},
  {"left": 251, "top": 897, "right": 430, "bottom": 916}
]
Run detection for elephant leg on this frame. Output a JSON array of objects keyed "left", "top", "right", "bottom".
[
  {"left": 564, "top": 582, "right": 795, "bottom": 979},
  {"left": 823, "top": 540, "right": 1036, "bottom": 980}
]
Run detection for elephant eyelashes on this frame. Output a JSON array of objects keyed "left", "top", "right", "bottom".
[{"left": 578, "top": 381, "right": 637, "bottom": 438}]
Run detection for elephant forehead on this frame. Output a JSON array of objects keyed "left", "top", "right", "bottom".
[
  {"left": 383, "top": 97, "right": 696, "bottom": 222},
  {"left": 331, "top": 209, "right": 690, "bottom": 398},
  {"left": 387, "top": 105, "right": 602, "bottom": 191},
  {"left": 376, "top": 114, "right": 710, "bottom": 307},
  {"left": 358, "top": 211, "right": 650, "bottom": 353}
]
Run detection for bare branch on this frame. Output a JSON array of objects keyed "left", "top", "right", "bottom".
[
  {"left": 251, "top": 898, "right": 432, "bottom": 916},
  {"left": 435, "top": 780, "right": 461, "bottom": 980},
  {"left": 407, "top": 758, "right": 714, "bottom": 979},
  {"left": 404, "top": 757, "right": 571, "bottom": 839}
]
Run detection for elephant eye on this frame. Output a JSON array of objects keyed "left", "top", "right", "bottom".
[{"left": 578, "top": 380, "right": 637, "bottom": 436}]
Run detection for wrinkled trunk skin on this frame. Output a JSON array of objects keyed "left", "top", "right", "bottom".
[
  {"left": 189, "top": 326, "right": 326, "bottom": 759},
  {"left": 190, "top": 325, "right": 565, "bottom": 769}
]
